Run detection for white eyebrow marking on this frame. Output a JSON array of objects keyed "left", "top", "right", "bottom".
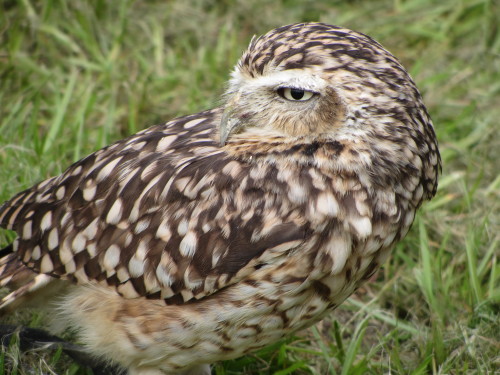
[{"left": 229, "top": 68, "right": 327, "bottom": 93}]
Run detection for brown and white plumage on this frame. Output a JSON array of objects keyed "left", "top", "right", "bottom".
[{"left": 0, "top": 23, "right": 440, "bottom": 374}]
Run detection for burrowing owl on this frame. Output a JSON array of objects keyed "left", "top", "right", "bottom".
[{"left": 0, "top": 22, "right": 440, "bottom": 374}]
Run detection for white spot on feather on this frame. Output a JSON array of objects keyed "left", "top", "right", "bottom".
[
  {"left": 156, "top": 264, "right": 174, "bottom": 287},
  {"left": 204, "top": 275, "right": 217, "bottom": 293},
  {"left": 136, "top": 241, "right": 148, "bottom": 261},
  {"left": 222, "top": 161, "right": 242, "bottom": 178},
  {"left": 179, "top": 231, "right": 197, "bottom": 258},
  {"left": 156, "top": 220, "right": 172, "bottom": 241},
  {"left": 87, "top": 243, "right": 97, "bottom": 257},
  {"left": 56, "top": 186, "right": 66, "bottom": 200},
  {"left": 160, "top": 287, "right": 174, "bottom": 299},
  {"left": 103, "top": 245, "right": 121, "bottom": 270},
  {"left": 316, "top": 193, "right": 339, "bottom": 217},
  {"left": 40, "top": 254, "right": 54, "bottom": 273},
  {"left": 128, "top": 257, "right": 145, "bottom": 278},
  {"left": 181, "top": 289, "right": 194, "bottom": 301},
  {"left": 71, "top": 165, "right": 82, "bottom": 176},
  {"left": 129, "top": 200, "right": 141, "bottom": 223},
  {"left": 64, "top": 259, "right": 76, "bottom": 273},
  {"left": 177, "top": 219, "right": 188, "bottom": 236},
  {"left": 48, "top": 228, "right": 59, "bottom": 250},
  {"left": 175, "top": 177, "right": 191, "bottom": 192},
  {"left": 143, "top": 274, "right": 160, "bottom": 294},
  {"left": 130, "top": 141, "right": 145, "bottom": 151},
  {"left": 59, "top": 240, "right": 74, "bottom": 264},
  {"left": 134, "top": 218, "right": 150, "bottom": 234},
  {"left": 354, "top": 195, "right": 371, "bottom": 217},
  {"left": 61, "top": 212, "right": 71, "bottom": 227},
  {"left": 183, "top": 117, "right": 205, "bottom": 129},
  {"left": 156, "top": 252, "right": 177, "bottom": 287},
  {"left": 83, "top": 184, "right": 96, "bottom": 201},
  {"left": 404, "top": 211, "right": 415, "bottom": 227},
  {"left": 96, "top": 156, "right": 123, "bottom": 182},
  {"left": 323, "top": 236, "right": 352, "bottom": 274},
  {"left": 156, "top": 135, "right": 177, "bottom": 152},
  {"left": 116, "top": 267, "right": 130, "bottom": 282},
  {"left": 32, "top": 246, "right": 41, "bottom": 261},
  {"left": 140, "top": 161, "right": 158, "bottom": 180},
  {"left": 72, "top": 233, "right": 86, "bottom": 253},
  {"left": 349, "top": 216, "right": 372, "bottom": 238},
  {"left": 4, "top": 205, "right": 22, "bottom": 229},
  {"left": 106, "top": 198, "right": 123, "bottom": 225},
  {"left": 83, "top": 218, "right": 99, "bottom": 240},
  {"left": 288, "top": 183, "right": 307, "bottom": 204},
  {"left": 22, "top": 221, "right": 32, "bottom": 239}
]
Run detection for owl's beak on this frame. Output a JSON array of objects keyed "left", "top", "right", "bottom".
[
  {"left": 219, "top": 108, "right": 239, "bottom": 146},
  {"left": 219, "top": 93, "right": 243, "bottom": 146}
]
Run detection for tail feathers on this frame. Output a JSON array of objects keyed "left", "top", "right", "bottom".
[
  {"left": 0, "top": 274, "right": 57, "bottom": 312},
  {"left": 0, "top": 247, "right": 66, "bottom": 313},
  {"left": 0, "top": 251, "right": 37, "bottom": 289}
]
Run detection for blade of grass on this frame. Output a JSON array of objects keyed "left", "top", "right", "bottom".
[
  {"left": 273, "top": 361, "right": 308, "bottom": 375},
  {"left": 340, "top": 316, "right": 369, "bottom": 375},
  {"left": 487, "top": 254, "right": 498, "bottom": 301},
  {"left": 42, "top": 70, "right": 78, "bottom": 154},
  {"left": 310, "top": 326, "right": 337, "bottom": 375},
  {"left": 72, "top": 81, "right": 97, "bottom": 161},
  {"left": 477, "top": 238, "right": 498, "bottom": 278},
  {"left": 414, "top": 218, "right": 443, "bottom": 320},
  {"left": 347, "top": 298, "right": 421, "bottom": 335},
  {"left": 465, "top": 228, "right": 484, "bottom": 305}
]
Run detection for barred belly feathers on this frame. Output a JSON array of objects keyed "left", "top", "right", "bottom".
[{"left": 0, "top": 23, "right": 440, "bottom": 374}]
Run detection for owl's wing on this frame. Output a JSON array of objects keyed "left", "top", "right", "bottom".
[{"left": 0, "top": 109, "right": 309, "bottom": 304}]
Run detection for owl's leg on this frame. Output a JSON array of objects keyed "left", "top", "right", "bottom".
[{"left": 0, "top": 324, "right": 125, "bottom": 374}]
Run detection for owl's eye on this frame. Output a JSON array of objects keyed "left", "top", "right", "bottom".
[{"left": 277, "top": 87, "right": 316, "bottom": 101}]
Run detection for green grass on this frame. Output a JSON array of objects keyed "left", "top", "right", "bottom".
[{"left": 0, "top": 0, "right": 499, "bottom": 374}]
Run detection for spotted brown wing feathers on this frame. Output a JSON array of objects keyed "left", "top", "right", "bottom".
[{"left": 0, "top": 109, "right": 311, "bottom": 304}]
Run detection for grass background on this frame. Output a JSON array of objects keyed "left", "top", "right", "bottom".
[{"left": 0, "top": 0, "right": 499, "bottom": 374}]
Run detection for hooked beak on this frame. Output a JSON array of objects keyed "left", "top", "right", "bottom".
[{"left": 219, "top": 92, "right": 244, "bottom": 146}]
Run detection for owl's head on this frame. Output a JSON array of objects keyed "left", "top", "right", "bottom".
[{"left": 220, "top": 22, "right": 440, "bottom": 200}]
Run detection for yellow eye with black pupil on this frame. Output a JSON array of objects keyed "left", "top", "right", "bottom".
[{"left": 277, "top": 87, "right": 315, "bottom": 101}]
